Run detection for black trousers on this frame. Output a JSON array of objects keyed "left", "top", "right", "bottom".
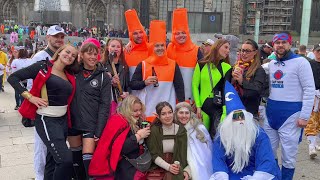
[
  {"left": 201, "top": 98, "right": 223, "bottom": 139},
  {"left": 0, "top": 74, "right": 3, "bottom": 91},
  {"left": 35, "top": 114, "right": 73, "bottom": 180}
]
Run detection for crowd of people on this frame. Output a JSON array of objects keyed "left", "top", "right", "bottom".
[{"left": 0, "top": 7, "right": 319, "bottom": 180}]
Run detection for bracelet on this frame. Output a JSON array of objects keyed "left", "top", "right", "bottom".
[{"left": 21, "top": 91, "right": 33, "bottom": 100}]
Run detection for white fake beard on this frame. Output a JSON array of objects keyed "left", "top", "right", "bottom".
[{"left": 219, "top": 110, "right": 259, "bottom": 173}]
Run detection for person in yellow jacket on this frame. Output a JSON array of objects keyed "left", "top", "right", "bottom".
[
  {"left": 192, "top": 39, "right": 232, "bottom": 138},
  {"left": 130, "top": 20, "right": 185, "bottom": 122},
  {"left": 0, "top": 47, "right": 8, "bottom": 91}
]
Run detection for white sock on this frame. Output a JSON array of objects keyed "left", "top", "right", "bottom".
[{"left": 307, "top": 136, "right": 316, "bottom": 148}]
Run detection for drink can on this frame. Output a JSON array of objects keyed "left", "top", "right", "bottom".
[
  {"left": 234, "top": 67, "right": 243, "bottom": 74},
  {"left": 141, "top": 121, "right": 149, "bottom": 128},
  {"left": 174, "top": 161, "right": 180, "bottom": 166}
]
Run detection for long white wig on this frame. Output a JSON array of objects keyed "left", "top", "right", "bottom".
[{"left": 218, "top": 110, "right": 259, "bottom": 173}]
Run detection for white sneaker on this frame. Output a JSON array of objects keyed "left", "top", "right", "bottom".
[{"left": 309, "top": 147, "right": 317, "bottom": 159}]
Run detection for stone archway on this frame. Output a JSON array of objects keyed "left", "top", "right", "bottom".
[
  {"left": 0, "top": 0, "right": 18, "bottom": 25},
  {"left": 83, "top": 0, "right": 125, "bottom": 30},
  {"left": 86, "top": 0, "right": 108, "bottom": 29}
]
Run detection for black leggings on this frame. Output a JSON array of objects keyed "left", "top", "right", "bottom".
[
  {"left": 35, "top": 114, "right": 73, "bottom": 180},
  {"left": 201, "top": 98, "right": 223, "bottom": 139},
  {"left": 15, "top": 82, "right": 27, "bottom": 106}
]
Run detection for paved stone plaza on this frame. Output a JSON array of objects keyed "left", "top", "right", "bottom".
[{"left": 0, "top": 82, "right": 320, "bottom": 180}]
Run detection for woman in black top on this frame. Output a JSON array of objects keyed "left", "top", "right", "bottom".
[
  {"left": 68, "top": 42, "right": 111, "bottom": 179},
  {"left": 8, "top": 44, "right": 79, "bottom": 180},
  {"left": 102, "top": 39, "right": 130, "bottom": 111},
  {"left": 232, "top": 39, "right": 266, "bottom": 118}
]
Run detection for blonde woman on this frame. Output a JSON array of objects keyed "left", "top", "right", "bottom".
[
  {"left": 89, "top": 95, "right": 151, "bottom": 180},
  {"left": 174, "top": 102, "right": 213, "bottom": 180}
]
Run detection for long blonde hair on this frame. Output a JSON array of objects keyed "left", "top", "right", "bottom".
[
  {"left": 117, "top": 95, "right": 146, "bottom": 132},
  {"left": 174, "top": 102, "right": 207, "bottom": 143}
]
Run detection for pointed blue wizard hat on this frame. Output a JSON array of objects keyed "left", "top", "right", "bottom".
[{"left": 224, "top": 81, "right": 246, "bottom": 115}]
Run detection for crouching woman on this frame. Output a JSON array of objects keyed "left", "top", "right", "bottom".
[
  {"left": 146, "top": 101, "right": 190, "bottom": 180},
  {"left": 89, "top": 95, "right": 151, "bottom": 180}
]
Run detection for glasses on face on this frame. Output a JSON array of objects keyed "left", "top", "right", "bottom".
[
  {"left": 240, "top": 49, "right": 256, "bottom": 54},
  {"left": 232, "top": 110, "right": 245, "bottom": 121}
]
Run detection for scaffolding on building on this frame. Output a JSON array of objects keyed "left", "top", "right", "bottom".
[{"left": 245, "top": 0, "right": 294, "bottom": 35}]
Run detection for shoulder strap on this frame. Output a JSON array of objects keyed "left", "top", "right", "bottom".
[
  {"left": 207, "top": 64, "right": 214, "bottom": 92},
  {"left": 44, "top": 48, "right": 54, "bottom": 58},
  {"left": 207, "top": 62, "right": 224, "bottom": 92}
]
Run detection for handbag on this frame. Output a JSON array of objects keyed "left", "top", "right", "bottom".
[
  {"left": 123, "top": 143, "right": 152, "bottom": 172},
  {"left": 21, "top": 80, "right": 48, "bottom": 127},
  {"left": 207, "top": 63, "right": 224, "bottom": 107}
]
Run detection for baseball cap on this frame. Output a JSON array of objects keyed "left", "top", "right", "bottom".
[
  {"left": 313, "top": 44, "right": 320, "bottom": 51},
  {"left": 265, "top": 42, "right": 273, "bottom": 48},
  {"left": 47, "top": 25, "right": 66, "bottom": 36},
  {"left": 202, "top": 39, "right": 215, "bottom": 46}
]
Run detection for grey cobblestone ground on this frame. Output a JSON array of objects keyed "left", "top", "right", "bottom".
[{"left": 0, "top": 82, "right": 319, "bottom": 180}]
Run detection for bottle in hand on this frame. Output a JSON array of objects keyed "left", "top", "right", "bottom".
[{"left": 152, "top": 67, "right": 159, "bottom": 87}]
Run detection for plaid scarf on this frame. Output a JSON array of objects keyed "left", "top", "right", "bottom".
[{"left": 232, "top": 59, "right": 253, "bottom": 96}]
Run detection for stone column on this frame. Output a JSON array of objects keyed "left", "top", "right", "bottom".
[
  {"left": 229, "top": 0, "right": 242, "bottom": 35},
  {"left": 177, "top": 0, "right": 184, "bottom": 8},
  {"left": 126, "top": 0, "right": 134, "bottom": 9},
  {"left": 149, "top": 0, "right": 158, "bottom": 20},
  {"left": 14, "top": 0, "right": 22, "bottom": 25},
  {"left": 22, "top": 2, "right": 28, "bottom": 25},
  {"left": 81, "top": 0, "right": 88, "bottom": 27},
  {"left": 204, "top": 0, "right": 213, "bottom": 12}
]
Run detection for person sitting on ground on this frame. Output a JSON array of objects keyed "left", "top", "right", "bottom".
[
  {"left": 210, "top": 81, "right": 281, "bottom": 180},
  {"left": 147, "top": 101, "right": 190, "bottom": 180},
  {"left": 174, "top": 102, "right": 213, "bottom": 180},
  {"left": 89, "top": 95, "right": 151, "bottom": 179}
]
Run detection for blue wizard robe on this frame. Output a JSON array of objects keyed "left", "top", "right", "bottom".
[{"left": 211, "top": 128, "right": 281, "bottom": 180}]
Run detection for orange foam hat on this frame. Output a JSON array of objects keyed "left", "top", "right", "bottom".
[
  {"left": 125, "top": 9, "right": 147, "bottom": 42},
  {"left": 146, "top": 20, "right": 168, "bottom": 66},
  {"left": 149, "top": 20, "right": 166, "bottom": 44},
  {"left": 171, "top": 8, "right": 190, "bottom": 36},
  {"left": 169, "top": 8, "right": 195, "bottom": 51}
]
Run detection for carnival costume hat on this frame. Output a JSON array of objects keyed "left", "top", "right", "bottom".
[
  {"left": 224, "top": 81, "right": 246, "bottom": 115},
  {"left": 146, "top": 20, "right": 168, "bottom": 66},
  {"left": 169, "top": 8, "right": 195, "bottom": 51},
  {"left": 82, "top": 38, "right": 101, "bottom": 60},
  {"left": 125, "top": 9, "right": 148, "bottom": 44}
]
